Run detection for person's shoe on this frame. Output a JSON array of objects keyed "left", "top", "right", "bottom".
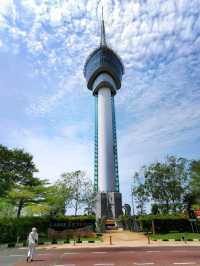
[{"left": 26, "top": 257, "right": 29, "bottom": 262}]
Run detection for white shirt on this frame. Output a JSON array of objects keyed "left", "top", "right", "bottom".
[{"left": 28, "top": 231, "right": 38, "bottom": 245}]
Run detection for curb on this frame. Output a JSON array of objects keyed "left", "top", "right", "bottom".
[
  {"left": 0, "top": 240, "right": 102, "bottom": 249},
  {"left": 151, "top": 239, "right": 200, "bottom": 242}
]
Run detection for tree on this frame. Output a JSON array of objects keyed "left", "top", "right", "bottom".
[
  {"left": 133, "top": 183, "right": 148, "bottom": 214},
  {"left": 0, "top": 145, "right": 13, "bottom": 196},
  {"left": 190, "top": 160, "right": 200, "bottom": 198},
  {"left": 8, "top": 178, "right": 48, "bottom": 217},
  {"left": 143, "top": 156, "right": 189, "bottom": 213},
  {"left": 0, "top": 198, "right": 16, "bottom": 218},
  {"left": 0, "top": 145, "right": 38, "bottom": 197},
  {"left": 151, "top": 203, "right": 160, "bottom": 215},
  {"left": 22, "top": 181, "right": 73, "bottom": 217},
  {"left": 61, "top": 171, "right": 94, "bottom": 216},
  {"left": 132, "top": 172, "right": 148, "bottom": 215},
  {"left": 83, "top": 180, "right": 96, "bottom": 215},
  {"left": 184, "top": 160, "right": 200, "bottom": 216},
  {"left": 45, "top": 182, "right": 73, "bottom": 216},
  {"left": 23, "top": 202, "right": 51, "bottom": 217}
]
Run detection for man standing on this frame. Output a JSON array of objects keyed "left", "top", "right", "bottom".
[{"left": 27, "top": 227, "right": 38, "bottom": 262}]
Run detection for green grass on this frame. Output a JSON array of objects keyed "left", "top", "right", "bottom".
[
  {"left": 150, "top": 233, "right": 200, "bottom": 241},
  {"left": 38, "top": 236, "right": 101, "bottom": 244}
]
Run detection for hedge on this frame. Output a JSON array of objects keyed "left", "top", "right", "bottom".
[
  {"left": 0, "top": 215, "right": 95, "bottom": 244},
  {"left": 138, "top": 215, "right": 198, "bottom": 234}
]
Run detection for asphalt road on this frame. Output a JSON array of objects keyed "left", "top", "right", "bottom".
[{"left": 1, "top": 247, "right": 200, "bottom": 266}]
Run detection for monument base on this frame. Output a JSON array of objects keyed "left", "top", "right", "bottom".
[{"left": 96, "top": 192, "right": 122, "bottom": 219}]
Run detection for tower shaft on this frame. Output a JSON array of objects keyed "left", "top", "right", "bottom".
[{"left": 98, "top": 87, "right": 115, "bottom": 192}]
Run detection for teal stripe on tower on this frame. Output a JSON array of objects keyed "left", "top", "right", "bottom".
[
  {"left": 112, "top": 96, "right": 119, "bottom": 192},
  {"left": 94, "top": 95, "right": 98, "bottom": 192}
]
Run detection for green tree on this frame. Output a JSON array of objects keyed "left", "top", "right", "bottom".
[
  {"left": 8, "top": 178, "right": 48, "bottom": 217},
  {"left": 143, "top": 156, "right": 189, "bottom": 213},
  {"left": 0, "top": 198, "right": 15, "bottom": 218},
  {"left": 133, "top": 183, "right": 148, "bottom": 214},
  {"left": 83, "top": 180, "right": 96, "bottom": 215},
  {"left": 184, "top": 160, "right": 200, "bottom": 216},
  {"left": 24, "top": 202, "right": 51, "bottom": 217},
  {"left": 0, "top": 145, "right": 38, "bottom": 197},
  {"left": 190, "top": 160, "right": 200, "bottom": 198},
  {"left": 61, "top": 171, "right": 93, "bottom": 216},
  {"left": 151, "top": 203, "right": 160, "bottom": 215},
  {"left": 45, "top": 182, "right": 73, "bottom": 216},
  {"left": 0, "top": 145, "right": 12, "bottom": 196},
  {"left": 132, "top": 172, "right": 148, "bottom": 215}
]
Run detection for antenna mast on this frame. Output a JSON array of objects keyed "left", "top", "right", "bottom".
[{"left": 100, "top": 6, "right": 107, "bottom": 46}]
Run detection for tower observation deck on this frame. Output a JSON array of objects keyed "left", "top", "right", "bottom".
[{"left": 83, "top": 12, "right": 124, "bottom": 219}]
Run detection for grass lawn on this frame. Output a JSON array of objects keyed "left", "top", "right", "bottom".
[
  {"left": 150, "top": 233, "right": 200, "bottom": 241},
  {"left": 38, "top": 236, "right": 102, "bottom": 244}
]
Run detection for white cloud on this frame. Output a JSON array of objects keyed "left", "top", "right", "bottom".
[{"left": 0, "top": 0, "right": 13, "bottom": 15}]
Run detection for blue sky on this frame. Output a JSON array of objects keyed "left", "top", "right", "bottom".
[{"left": 0, "top": 0, "right": 200, "bottom": 207}]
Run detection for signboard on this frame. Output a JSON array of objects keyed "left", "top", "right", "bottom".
[{"left": 49, "top": 220, "right": 95, "bottom": 231}]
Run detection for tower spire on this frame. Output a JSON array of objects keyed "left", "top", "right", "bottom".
[{"left": 100, "top": 6, "right": 107, "bottom": 47}]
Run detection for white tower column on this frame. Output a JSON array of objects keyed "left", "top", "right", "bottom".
[{"left": 98, "top": 87, "right": 115, "bottom": 192}]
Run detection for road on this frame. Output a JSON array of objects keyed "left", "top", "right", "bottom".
[{"left": 0, "top": 247, "right": 200, "bottom": 266}]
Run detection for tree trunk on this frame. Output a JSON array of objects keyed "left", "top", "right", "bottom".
[
  {"left": 165, "top": 199, "right": 170, "bottom": 214},
  {"left": 74, "top": 200, "right": 78, "bottom": 216},
  {"left": 17, "top": 200, "right": 24, "bottom": 218}
]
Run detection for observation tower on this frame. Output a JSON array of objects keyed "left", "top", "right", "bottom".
[{"left": 83, "top": 11, "right": 124, "bottom": 219}]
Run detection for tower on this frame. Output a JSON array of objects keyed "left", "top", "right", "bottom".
[{"left": 83, "top": 11, "right": 124, "bottom": 219}]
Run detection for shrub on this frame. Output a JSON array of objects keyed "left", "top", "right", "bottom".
[
  {"left": 138, "top": 215, "right": 192, "bottom": 234},
  {"left": 23, "top": 241, "right": 27, "bottom": 247},
  {"left": 0, "top": 215, "right": 95, "bottom": 244},
  {"left": 8, "top": 242, "right": 15, "bottom": 248}
]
